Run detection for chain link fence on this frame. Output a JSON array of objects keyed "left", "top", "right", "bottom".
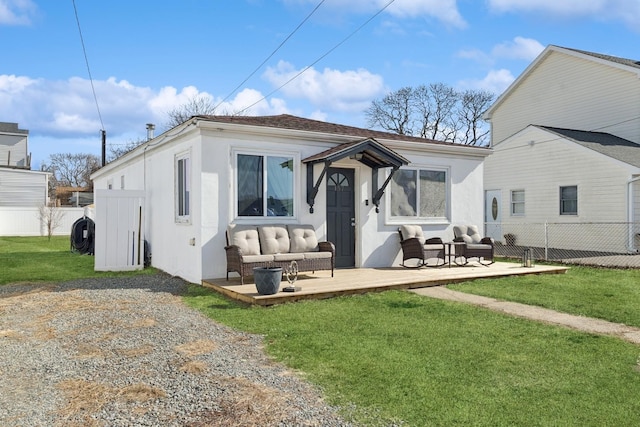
[{"left": 488, "top": 222, "right": 640, "bottom": 268}]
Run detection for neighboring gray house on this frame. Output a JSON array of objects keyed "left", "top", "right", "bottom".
[
  {"left": 483, "top": 45, "right": 640, "bottom": 253},
  {"left": 0, "top": 122, "right": 49, "bottom": 207},
  {"left": 0, "top": 122, "right": 30, "bottom": 168}
]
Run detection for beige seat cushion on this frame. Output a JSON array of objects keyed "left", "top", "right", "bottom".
[
  {"left": 227, "top": 224, "right": 261, "bottom": 255},
  {"left": 241, "top": 254, "right": 275, "bottom": 263},
  {"left": 399, "top": 225, "right": 426, "bottom": 245},
  {"left": 288, "top": 224, "right": 319, "bottom": 253},
  {"left": 273, "top": 253, "right": 304, "bottom": 262},
  {"left": 303, "top": 251, "right": 332, "bottom": 260},
  {"left": 453, "top": 225, "right": 482, "bottom": 244},
  {"left": 258, "top": 225, "right": 290, "bottom": 254}
]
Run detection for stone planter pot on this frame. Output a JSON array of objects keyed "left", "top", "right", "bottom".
[{"left": 253, "top": 267, "right": 282, "bottom": 295}]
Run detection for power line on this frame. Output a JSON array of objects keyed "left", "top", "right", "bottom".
[
  {"left": 214, "top": 0, "right": 326, "bottom": 111},
  {"left": 236, "top": 0, "right": 397, "bottom": 115},
  {"left": 72, "top": 0, "right": 104, "bottom": 131}
]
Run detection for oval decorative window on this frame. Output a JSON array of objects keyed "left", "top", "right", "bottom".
[{"left": 491, "top": 197, "right": 498, "bottom": 220}]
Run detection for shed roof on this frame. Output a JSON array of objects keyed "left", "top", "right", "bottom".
[{"left": 538, "top": 126, "right": 640, "bottom": 168}]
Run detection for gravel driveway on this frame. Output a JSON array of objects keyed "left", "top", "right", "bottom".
[{"left": 0, "top": 274, "right": 351, "bottom": 426}]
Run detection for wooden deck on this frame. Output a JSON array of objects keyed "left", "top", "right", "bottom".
[{"left": 202, "top": 261, "right": 568, "bottom": 306}]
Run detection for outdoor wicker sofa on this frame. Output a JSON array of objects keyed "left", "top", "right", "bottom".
[
  {"left": 225, "top": 224, "right": 335, "bottom": 284},
  {"left": 398, "top": 225, "right": 446, "bottom": 268}
]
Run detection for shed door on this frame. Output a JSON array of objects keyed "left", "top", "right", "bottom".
[{"left": 327, "top": 168, "right": 355, "bottom": 268}]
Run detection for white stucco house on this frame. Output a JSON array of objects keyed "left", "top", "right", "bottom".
[
  {"left": 483, "top": 45, "right": 640, "bottom": 253},
  {"left": 91, "top": 115, "right": 490, "bottom": 283}
]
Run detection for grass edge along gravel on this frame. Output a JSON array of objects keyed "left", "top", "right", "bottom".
[
  {"left": 184, "top": 286, "right": 640, "bottom": 427},
  {"left": 0, "top": 236, "right": 157, "bottom": 286}
]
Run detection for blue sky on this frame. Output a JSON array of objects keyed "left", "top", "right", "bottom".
[{"left": 2, "top": 0, "right": 640, "bottom": 169}]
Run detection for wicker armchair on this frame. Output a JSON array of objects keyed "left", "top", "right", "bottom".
[
  {"left": 452, "top": 225, "right": 494, "bottom": 266},
  {"left": 398, "top": 225, "right": 446, "bottom": 268}
]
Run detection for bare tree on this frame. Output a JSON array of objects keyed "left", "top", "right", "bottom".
[
  {"left": 413, "top": 83, "right": 460, "bottom": 142},
  {"left": 38, "top": 202, "right": 65, "bottom": 240},
  {"left": 457, "top": 89, "right": 495, "bottom": 146},
  {"left": 365, "top": 87, "right": 414, "bottom": 136},
  {"left": 41, "top": 153, "right": 101, "bottom": 189},
  {"left": 366, "top": 83, "right": 495, "bottom": 146},
  {"left": 107, "top": 138, "right": 146, "bottom": 163},
  {"left": 166, "top": 94, "right": 217, "bottom": 128}
]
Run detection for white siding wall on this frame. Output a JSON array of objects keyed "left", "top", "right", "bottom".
[
  {"left": 0, "top": 134, "right": 28, "bottom": 167},
  {"left": 491, "top": 51, "right": 640, "bottom": 146},
  {"left": 484, "top": 126, "right": 638, "bottom": 251},
  {"left": 0, "top": 168, "right": 48, "bottom": 207}
]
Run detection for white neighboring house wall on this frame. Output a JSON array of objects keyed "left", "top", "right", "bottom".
[
  {"left": 0, "top": 168, "right": 49, "bottom": 207},
  {"left": 486, "top": 46, "right": 640, "bottom": 147},
  {"left": 93, "top": 118, "right": 488, "bottom": 284},
  {"left": 0, "top": 122, "right": 29, "bottom": 168},
  {"left": 484, "top": 125, "right": 640, "bottom": 252}
]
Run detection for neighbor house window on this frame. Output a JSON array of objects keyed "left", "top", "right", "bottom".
[
  {"left": 237, "top": 153, "right": 294, "bottom": 217},
  {"left": 176, "top": 153, "right": 190, "bottom": 222},
  {"left": 511, "top": 190, "right": 525, "bottom": 216},
  {"left": 560, "top": 185, "right": 577, "bottom": 215},
  {"left": 389, "top": 168, "right": 447, "bottom": 219}
]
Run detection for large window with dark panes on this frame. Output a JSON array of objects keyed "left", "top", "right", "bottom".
[
  {"left": 389, "top": 168, "right": 448, "bottom": 219},
  {"left": 237, "top": 153, "right": 294, "bottom": 217}
]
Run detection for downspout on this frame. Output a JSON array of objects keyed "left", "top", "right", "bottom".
[{"left": 627, "top": 175, "right": 640, "bottom": 252}]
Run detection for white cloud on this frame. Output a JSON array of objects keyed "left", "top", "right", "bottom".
[
  {"left": 487, "top": 0, "right": 640, "bottom": 29},
  {"left": 263, "top": 60, "right": 386, "bottom": 112},
  {"left": 491, "top": 37, "right": 544, "bottom": 61},
  {"left": 0, "top": 0, "right": 37, "bottom": 25},
  {"left": 0, "top": 74, "right": 290, "bottom": 139},
  {"left": 458, "top": 69, "right": 515, "bottom": 95}
]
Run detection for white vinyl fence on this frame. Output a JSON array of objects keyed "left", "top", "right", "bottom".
[{"left": 0, "top": 206, "right": 88, "bottom": 237}]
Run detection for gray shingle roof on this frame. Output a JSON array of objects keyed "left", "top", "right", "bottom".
[
  {"left": 194, "top": 114, "right": 473, "bottom": 148},
  {"left": 538, "top": 125, "right": 640, "bottom": 168}
]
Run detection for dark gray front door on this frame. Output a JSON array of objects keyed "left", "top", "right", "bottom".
[{"left": 327, "top": 168, "right": 355, "bottom": 268}]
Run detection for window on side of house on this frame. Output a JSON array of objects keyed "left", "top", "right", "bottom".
[
  {"left": 511, "top": 190, "right": 525, "bottom": 216},
  {"left": 176, "top": 153, "right": 190, "bottom": 222},
  {"left": 389, "top": 168, "right": 448, "bottom": 220},
  {"left": 559, "top": 185, "right": 577, "bottom": 215},
  {"left": 237, "top": 153, "right": 294, "bottom": 217}
]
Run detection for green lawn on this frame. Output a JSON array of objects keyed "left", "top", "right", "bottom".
[
  {"left": 449, "top": 265, "right": 640, "bottom": 328},
  {"left": 184, "top": 286, "right": 640, "bottom": 426},
  {"left": 4, "top": 237, "right": 640, "bottom": 426},
  {"left": 0, "top": 236, "right": 156, "bottom": 285}
]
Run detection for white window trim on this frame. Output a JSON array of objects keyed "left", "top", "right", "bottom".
[
  {"left": 232, "top": 148, "right": 300, "bottom": 222},
  {"left": 559, "top": 185, "right": 578, "bottom": 216},
  {"left": 385, "top": 165, "right": 451, "bottom": 225},
  {"left": 510, "top": 189, "right": 525, "bottom": 216},
  {"left": 175, "top": 151, "right": 191, "bottom": 224}
]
